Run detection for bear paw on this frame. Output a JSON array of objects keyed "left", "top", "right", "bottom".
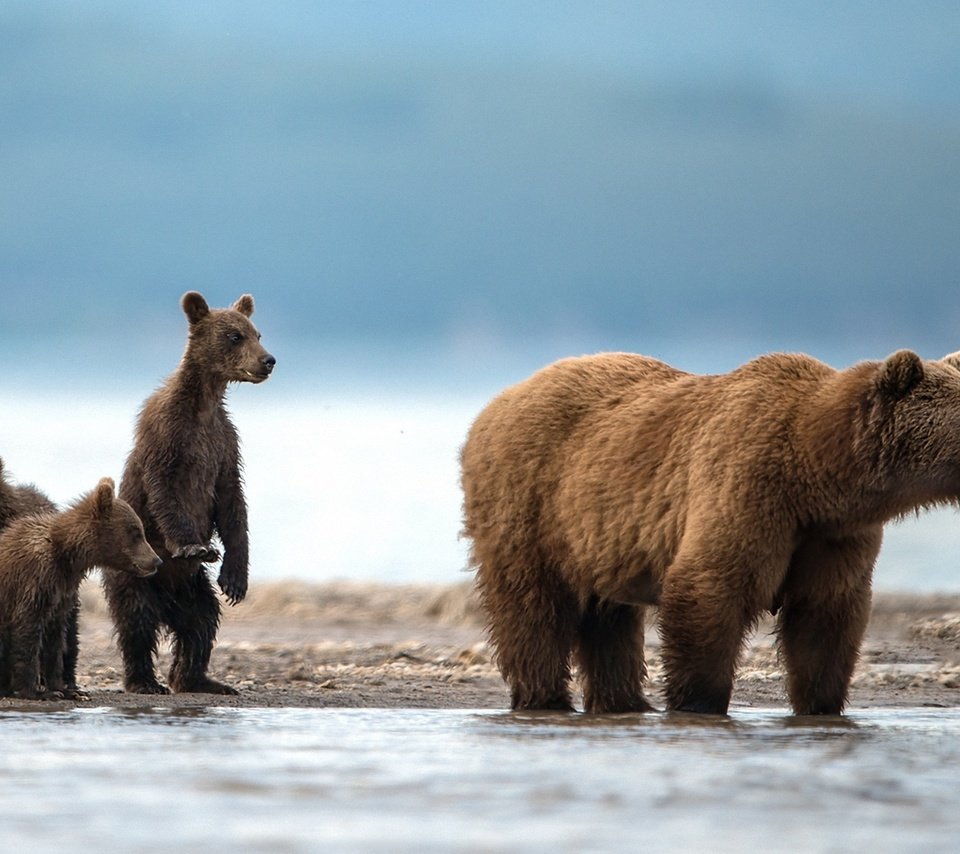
[
  {"left": 169, "top": 676, "right": 239, "bottom": 695},
  {"left": 14, "top": 688, "right": 63, "bottom": 701},
  {"left": 60, "top": 686, "right": 89, "bottom": 701},
  {"left": 218, "top": 568, "right": 248, "bottom": 605},
  {"left": 125, "top": 680, "right": 172, "bottom": 695},
  {"left": 172, "top": 543, "right": 221, "bottom": 563}
]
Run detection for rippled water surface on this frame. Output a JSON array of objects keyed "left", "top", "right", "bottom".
[{"left": 1, "top": 706, "right": 959, "bottom": 852}]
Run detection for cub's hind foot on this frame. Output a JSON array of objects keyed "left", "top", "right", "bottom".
[
  {"left": 125, "top": 679, "right": 171, "bottom": 695},
  {"left": 169, "top": 675, "right": 239, "bottom": 695}
]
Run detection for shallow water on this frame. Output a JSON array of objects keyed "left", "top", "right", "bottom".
[{"left": 1, "top": 707, "right": 958, "bottom": 853}]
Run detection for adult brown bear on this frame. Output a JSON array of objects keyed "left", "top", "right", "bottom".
[
  {"left": 103, "top": 292, "right": 275, "bottom": 694},
  {"left": 460, "top": 349, "right": 960, "bottom": 715}
]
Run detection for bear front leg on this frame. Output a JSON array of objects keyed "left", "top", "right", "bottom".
[
  {"left": 777, "top": 532, "right": 879, "bottom": 715},
  {"left": 658, "top": 568, "right": 760, "bottom": 715},
  {"left": 217, "top": 550, "right": 248, "bottom": 607},
  {"left": 214, "top": 461, "right": 249, "bottom": 606},
  {"left": 143, "top": 458, "right": 221, "bottom": 565},
  {"left": 166, "top": 570, "right": 237, "bottom": 695}
]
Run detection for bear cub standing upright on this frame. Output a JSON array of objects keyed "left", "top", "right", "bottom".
[
  {"left": 461, "top": 349, "right": 960, "bottom": 716},
  {"left": 0, "top": 478, "right": 160, "bottom": 699},
  {"left": 103, "top": 292, "right": 275, "bottom": 694}
]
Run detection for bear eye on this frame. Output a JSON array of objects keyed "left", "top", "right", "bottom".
[{"left": 228, "top": 331, "right": 244, "bottom": 345}]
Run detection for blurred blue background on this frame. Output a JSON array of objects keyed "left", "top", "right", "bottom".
[{"left": 2, "top": 2, "right": 959, "bottom": 589}]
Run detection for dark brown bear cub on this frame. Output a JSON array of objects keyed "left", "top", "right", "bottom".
[
  {"left": 103, "top": 292, "right": 275, "bottom": 694},
  {"left": 461, "top": 349, "right": 960, "bottom": 717},
  {"left": 0, "top": 478, "right": 160, "bottom": 699},
  {"left": 0, "top": 457, "right": 84, "bottom": 694}
]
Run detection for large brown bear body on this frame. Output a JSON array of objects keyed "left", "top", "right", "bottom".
[
  {"left": 460, "top": 349, "right": 960, "bottom": 715},
  {"left": 103, "top": 292, "right": 275, "bottom": 694},
  {"left": 0, "top": 478, "right": 160, "bottom": 699}
]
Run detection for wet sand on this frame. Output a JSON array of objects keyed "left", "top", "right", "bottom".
[{"left": 2, "top": 580, "right": 959, "bottom": 712}]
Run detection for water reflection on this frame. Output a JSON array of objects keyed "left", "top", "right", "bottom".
[
  {"left": 480, "top": 705, "right": 863, "bottom": 744},
  {"left": 0, "top": 707, "right": 958, "bottom": 852}
]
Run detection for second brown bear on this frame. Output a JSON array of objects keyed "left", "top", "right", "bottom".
[
  {"left": 461, "top": 349, "right": 960, "bottom": 716},
  {"left": 103, "top": 292, "right": 275, "bottom": 694}
]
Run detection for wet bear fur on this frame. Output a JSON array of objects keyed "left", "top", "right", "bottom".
[
  {"left": 103, "top": 292, "right": 275, "bottom": 694},
  {"left": 460, "top": 349, "right": 960, "bottom": 716},
  {"left": 0, "top": 458, "right": 56, "bottom": 528},
  {"left": 0, "top": 478, "right": 159, "bottom": 699},
  {"left": 0, "top": 458, "right": 79, "bottom": 693}
]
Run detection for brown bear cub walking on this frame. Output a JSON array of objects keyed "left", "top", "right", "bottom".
[
  {"left": 0, "top": 478, "right": 160, "bottom": 699},
  {"left": 103, "top": 292, "right": 275, "bottom": 694},
  {"left": 461, "top": 349, "right": 960, "bottom": 716}
]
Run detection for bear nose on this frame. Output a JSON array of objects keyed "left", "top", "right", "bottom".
[{"left": 262, "top": 354, "right": 276, "bottom": 372}]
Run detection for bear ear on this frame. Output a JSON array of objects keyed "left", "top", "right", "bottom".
[
  {"left": 877, "top": 350, "right": 924, "bottom": 398},
  {"left": 182, "top": 292, "right": 210, "bottom": 325},
  {"left": 233, "top": 294, "right": 255, "bottom": 317},
  {"left": 93, "top": 477, "right": 115, "bottom": 518},
  {"left": 939, "top": 351, "right": 960, "bottom": 372}
]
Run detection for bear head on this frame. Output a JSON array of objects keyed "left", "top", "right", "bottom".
[
  {"left": 870, "top": 349, "right": 960, "bottom": 499},
  {"left": 86, "top": 478, "right": 162, "bottom": 577},
  {"left": 181, "top": 291, "right": 276, "bottom": 384}
]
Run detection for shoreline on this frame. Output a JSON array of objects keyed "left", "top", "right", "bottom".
[{"left": 1, "top": 581, "right": 958, "bottom": 714}]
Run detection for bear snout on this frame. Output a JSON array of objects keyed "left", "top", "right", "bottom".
[
  {"left": 133, "top": 553, "right": 162, "bottom": 577},
  {"left": 238, "top": 352, "right": 275, "bottom": 383}
]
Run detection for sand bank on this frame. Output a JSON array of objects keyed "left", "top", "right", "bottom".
[{"left": 1, "top": 581, "right": 958, "bottom": 713}]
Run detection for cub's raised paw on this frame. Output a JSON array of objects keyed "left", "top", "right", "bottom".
[{"left": 172, "top": 543, "right": 221, "bottom": 563}]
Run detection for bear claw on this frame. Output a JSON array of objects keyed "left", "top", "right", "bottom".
[{"left": 172, "top": 543, "right": 221, "bottom": 563}]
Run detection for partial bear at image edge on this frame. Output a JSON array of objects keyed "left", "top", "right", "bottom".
[{"left": 460, "top": 348, "right": 960, "bottom": 716}]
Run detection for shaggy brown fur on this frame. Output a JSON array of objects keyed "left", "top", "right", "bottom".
[
  {"left": 0, "top": 478, "right": 159, "bottom": 699},
  {"left": 103, "top": 292, "right": 275, "bottom": 694},
  {"left": 0, "top": 457, "right": 82, "bottom": 693},
  {"left": 461, "top": 349, "right": 960, "bottom": 716},
  {"left": 0, "top": 457, "right": 56, "bottom": 528}
]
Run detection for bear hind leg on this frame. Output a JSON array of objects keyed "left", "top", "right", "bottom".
[
  {"left": 478, "top": 563, "right": 578, "bottom": 712},
  {"left": 104, "top": 574, "right": 169, "bottom": 695},
  {"left": 166, "top": 571, "right": 236, "bottom": 695},
  {"left": 576, "top": 598, "right": 654, "bottom": 714}
]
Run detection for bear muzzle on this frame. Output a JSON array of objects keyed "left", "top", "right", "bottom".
[
  {"left": 131, "top": 553, "right": 162, "bottom": 578},
  {"left": 242, "top": 353, "right": 276, "bottom": 383}
]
